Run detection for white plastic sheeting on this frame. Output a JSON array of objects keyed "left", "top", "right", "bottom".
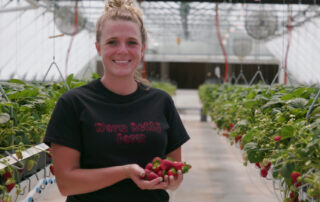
[
  {"left": 266, "top": 18, "right": 320, "bottom": 85},
  {"left": 1, "top": 1, "right": 320, "bottom": 85},
  {"left": 0, "top": 2, "right": 97, "bottom": 81}
]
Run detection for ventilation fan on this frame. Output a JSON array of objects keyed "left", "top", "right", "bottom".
[
  {"left": 232, "top": 32, "right": 253, "bottom": 59},
  {"left": 245, "top": 10, "right": 278, "bottom": 40},
  {"left": 54, "top": 5, "right": 86, "bottom": 35}
]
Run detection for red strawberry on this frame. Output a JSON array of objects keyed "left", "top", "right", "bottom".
[
  {"left": 235, "top": 135, "right": 242, "bottom": 143},
  {"left": 228, "top": 123, "right": 234, "bottom": 131},
  {"left": 255, "top": 162, "right": 261, "bottom": 168},
  {"left": 141, "top": 169, "right": 151, "bottom": 180},
  {"left": 173, "top": 161, "right": 184, "bottom": 171},
  {"left": 49, "top": 165, "right": 55, "bottom": 175},
  {"left": 222, "top": 133, "right": 229, "bottom": 138},
  {"left": 148, "top": 172, "right": 160, "bottom": 181},
  {"left": 265, "top": 162, "right": 272, "bottom": 171},
  {"left": 145, "top": 163, "right": 153, "bottom": 171},
  {"left": 291, "top": 172, "right": 301, "bottom": 187},
  {"left": 167, "top": 168, "right": 177, "bottom": 178},
  {"left": 160, "top": 159, "right": 174, "bottom": 171},
  {"left": 290, "top": 192, "right": 299, "bottom": 202},
  {"left": 6, "top": 183, "right": 15, "bottom": 192},
  {"left": 274, "top": 136, "right": 281, "bottom": 142},
  {"left": 152, "top": 164, "right": 161, "bottom": 172},
  {"left": 152, "top": 157, "right": 162, "bottom": 164},
  {"left": 260, "top": 168, "right": 268, "bottom": 178},
  {"left": 157, "top": 170, "right": 164, "bottom": 178},
  {"left": 2, "top": 171, "right": 12, "bottom": 183}
]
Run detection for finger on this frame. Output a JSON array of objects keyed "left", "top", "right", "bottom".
[
  {"left": 169, "top": 175, "right": 174, "bottom": 183},
  {"left": 149, "top": 177, "right": 163, "bottom": 186},
  {"left": 140, "top": 171, "right": 145, "bottom": 178},
  {"left": 164, "top": 175, "right": 169, "bottom": 184}
]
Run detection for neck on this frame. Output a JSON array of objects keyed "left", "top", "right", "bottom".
[{"left": 100, "top": 75, "right": 138, "bottom": 95}]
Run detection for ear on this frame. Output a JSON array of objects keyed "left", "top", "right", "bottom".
[{"left": 95, "top": 42, "right": 101, "bottom": 56}]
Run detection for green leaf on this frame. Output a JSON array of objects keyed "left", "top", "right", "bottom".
[
  {"left": 280, "top": 162, "right": 295, "bottom": 179},
  {"left": 279, "top": 125, "right": 295, "bottom": 140},
  {"left": 287, "top": 98, "right": 308, "bottom": 109},
  {"left": 66, "top": 74, "right": 74, "bottom": 88},
  {"left": 0, "top": 113, "right": 10, "bottom": 124},
  {"left": 244, "top": 142, "right": 257, "bottom": 150},
  {"left": 242, "top": 129, "right": 258, "bottom": 145},
  {"left": 9, "top": 79, "right": 26, "bottom": 85}
]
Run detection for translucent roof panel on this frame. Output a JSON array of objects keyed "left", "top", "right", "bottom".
[
  {"left": 0, "top": 0, "right": 97, "bottom": 81},
  {"left": 1, "top": 0, "right": 320, "bottom": 85}
]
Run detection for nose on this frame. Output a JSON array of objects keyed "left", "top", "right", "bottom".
[{"left": 116, "top": 43, "right": 128, "bottom": 54}]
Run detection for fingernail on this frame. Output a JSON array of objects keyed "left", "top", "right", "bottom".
[
  {"left": 178, "top": 170, "right": 182, "bottom": 175},
  {"left": 159, "top": 177, "right": 163, "bottom": 182},
  {"left": 169, "top": 176, "right": 174, "bottom": 181},
  {"left": 140, "top": 172, "right": 144, "bottom": 177}
]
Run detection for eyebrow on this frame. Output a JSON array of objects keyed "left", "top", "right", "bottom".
[{"left": 104, "top": 37, "right": 139, "bottom": 41}]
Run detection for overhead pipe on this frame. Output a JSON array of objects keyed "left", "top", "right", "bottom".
[
  {"left": 284, "top": 8, "right": 293, "bottom": 85},
  {"left": 215, "top": 3, "right": 229, "bottom": 83}
]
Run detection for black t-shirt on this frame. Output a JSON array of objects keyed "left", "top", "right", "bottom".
[{"left": 43, "top": 79, "right": 190, "bottom": 202}]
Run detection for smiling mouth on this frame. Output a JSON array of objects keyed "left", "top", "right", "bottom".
[{"left": 113, "top": 60, "right": 131, "bottom": 64}]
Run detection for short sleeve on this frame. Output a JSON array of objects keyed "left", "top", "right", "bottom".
[
  {"left": 165, "top": 97, "right": 190, "bottom": 154},
  {"left": 43, "top": 95, "right": 82, "bottom": 151}
]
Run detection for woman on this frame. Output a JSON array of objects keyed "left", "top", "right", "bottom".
[{"left": 44, "top": 0, "right": 190, "bottom": 201}]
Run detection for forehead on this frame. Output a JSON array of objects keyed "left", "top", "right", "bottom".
[{"left": 101, "top": 20, "right": 141, "bottom": 40}]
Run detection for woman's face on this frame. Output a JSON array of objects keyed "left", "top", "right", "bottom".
[{"left": 96, "top": 20, "right": 145, "bottom": 79}]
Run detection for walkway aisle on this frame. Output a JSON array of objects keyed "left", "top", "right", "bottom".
[{"left": 171, "top": 120, "right": 279, "bottom": 202}]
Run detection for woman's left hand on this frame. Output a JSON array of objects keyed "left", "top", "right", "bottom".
[{"left": 162, "top": 170, "right": 183, "bottom": 190}]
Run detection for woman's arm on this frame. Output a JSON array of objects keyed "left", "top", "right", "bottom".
[
  {"left": 51, "top": 143, "right": 165, "bottom": 196},
  {"left": 166, "top": 147, "right": 181, "bottom": 162}
]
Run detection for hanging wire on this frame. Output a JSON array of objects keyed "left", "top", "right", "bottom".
[
  {"left": 249, "top": 65, "right": 266, "bottom": 85},
  {"left": 65, "top": 0, "right": 79, "bottom": 79},
  {"left": 235, "top": 67, "right": 248, "bottom": 85},
  {"left": 42, "top": 1, "right": 70, "bottom": 90}
]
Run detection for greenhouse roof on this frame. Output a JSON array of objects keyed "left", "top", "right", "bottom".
[{"left": 0, "top": 0, "right": 320, "bottom": 84}]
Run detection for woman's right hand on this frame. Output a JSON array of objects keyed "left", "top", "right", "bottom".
[{"left": 125, "top": 164, "right": 167, "bottom": 190}]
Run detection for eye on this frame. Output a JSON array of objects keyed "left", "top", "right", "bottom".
[
  {"left": 128, "top": 40, "right": 138, "bottom": 45},
  {"left": 107, "top": 40, "right": 117, "bottom": 45}
]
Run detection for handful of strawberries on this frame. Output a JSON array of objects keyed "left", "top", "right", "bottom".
[{"left": 142, "top": 157, "right": 191, "bottom": 181}]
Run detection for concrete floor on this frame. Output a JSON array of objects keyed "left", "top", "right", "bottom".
[{"left": 42, "top": 90, "right": 280, "bottom": 202}]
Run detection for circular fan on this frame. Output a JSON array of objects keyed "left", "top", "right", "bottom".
[
  {"left": 54, "top": 5, "right": 86, "bottom": 35},
  {"left": 232, "top": 32, "right": 253, "bottom": 58},
  {"left": 245, "top": 10, "right": 278, "bottom": 40}
]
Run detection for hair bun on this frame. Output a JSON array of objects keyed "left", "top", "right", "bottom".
[{"left": 105, "top": 0, "right": 134, "bottom": 11}]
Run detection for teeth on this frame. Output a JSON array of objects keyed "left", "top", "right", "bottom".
[{"left": 115, "top": 60, "right": 129, "bottom": 63}]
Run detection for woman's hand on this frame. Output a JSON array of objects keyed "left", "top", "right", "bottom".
[
  {"left": 163, "top": 170, "right": 184, "bottom": 191},
  {"left": 125, "top": 164, "right": 167, "bottom": 190}
]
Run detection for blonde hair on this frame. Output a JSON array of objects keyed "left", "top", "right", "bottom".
[{"left": 96, "top": 0, "right": 149, "bottom": 86}]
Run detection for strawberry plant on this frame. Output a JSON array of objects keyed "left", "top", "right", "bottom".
[{"left": 199, "top": 84, "right": 320, "bottom": 201}]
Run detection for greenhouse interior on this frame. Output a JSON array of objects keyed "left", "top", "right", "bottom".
[{"left": 0, "top": 0, "right": 320, "bottom": 201}]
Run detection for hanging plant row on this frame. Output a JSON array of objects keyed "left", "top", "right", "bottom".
[
  {"left": 199, "top": 84, "right": 320, "bottom": 202},
  {"left": 0, "top": 74, "right": 87, "bottom": 199}
]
